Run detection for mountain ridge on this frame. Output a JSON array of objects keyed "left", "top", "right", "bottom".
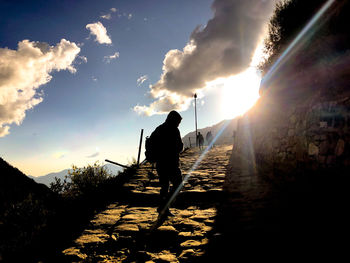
[{"left": 29, "top": 163, "right": 123, "bottom": 186}]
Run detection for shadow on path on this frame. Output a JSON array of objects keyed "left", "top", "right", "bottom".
[{"left": 200, "top": 152, "right": 350, "bottom": 261}]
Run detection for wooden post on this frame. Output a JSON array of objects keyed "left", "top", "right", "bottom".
[
  {"left": 137, "top": 129, "right": 144, "bottom": 167},
  {"left": 194, "top": 93, "right": 198, "bottom": 147}
]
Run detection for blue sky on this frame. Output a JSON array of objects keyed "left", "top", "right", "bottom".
[{"left": 0, "top": 0, "right": 274, "bottom": 176}]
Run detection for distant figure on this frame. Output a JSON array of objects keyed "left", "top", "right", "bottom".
[
  {"left": 148, "top": 110, "right": 183, "bottom": 217},
  {"left": 197, "top": 132, "right": 204, "bottom": 150},
  {"left": 206, "top": 131, "right": 213, "bottom": 146}
]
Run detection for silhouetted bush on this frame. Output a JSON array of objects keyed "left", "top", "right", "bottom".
[{"left": 50, "top": 162, "right": 112, "bottom": 198}]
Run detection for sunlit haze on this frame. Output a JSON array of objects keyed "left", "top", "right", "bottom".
[
  {"left": 208, "top": 43, "right": 264, "bottom": 120},
  {"left": 220, "top": 68, "right": 261, "bottom": 120}
]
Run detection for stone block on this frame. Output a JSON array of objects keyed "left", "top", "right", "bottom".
[
  {"left": 326, "top": 155, "right": 336, "bottom": 165},
  {"left": 281, "top": 139, "right": 287, "bottom": 146},
  {"left": 319, "top": 134, "right": 327, "bottom": 141},
  {"left": 335, "top": 139, "right": 345, "bottom": 156},
  {"left": 273, "top": 140, "right": 280, "bottom": 148},
  {"left": 319, "top": 141, "right": 330, "bottom": 155},
  {"left": 281, "top": 128, "right": 288, "bottom": 137},
  {"left": 290, "top": 115, "right": 297, "bottom": 124},
  {"left": 296, "top": 146, "right": 305, "bottom": 161},
  {"left": 318, "top": 155, "right": 326, "bottom": 164},
  {"left": 180, "top": 240, "right": 202, "bottom": 248},
  {"left": 288, "top": 136, "right": 297, "bottom": 146},
  {"left": 179, "top": 249, "right": 196, "bottom": 260},
  {"left": 319, "top": 121, "right": 328, "bottom": 128},
  {"left": 277, "top": 152, "right": 286, "bottom": 160},
  {"left": 286, "top": 153, "right": 296, "bottom": 160},
  {"left": 308, "top": 143, "right": 319, "bottom": 156}
]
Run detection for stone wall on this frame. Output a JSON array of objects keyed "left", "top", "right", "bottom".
[{"left": 233, "top": 91, "right": 350, "bottom": 180}]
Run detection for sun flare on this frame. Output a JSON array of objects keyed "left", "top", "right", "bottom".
[{"left": 220, "top": 67, "right": 261, "bottom": 119}]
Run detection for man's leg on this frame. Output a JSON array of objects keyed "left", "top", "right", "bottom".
[
  {"left": 168, "top": 167, "right": 183, "bottom": 200},
  {"left": 157, "top": 167, "right": 182, "bottom": 217},
  {"left": 156, "top": 166, "right": 169, "bottom": 213}
]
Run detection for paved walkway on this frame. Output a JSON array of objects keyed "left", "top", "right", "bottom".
[{"left": 62, "top": 145, "right": 232, "bottom": 262}]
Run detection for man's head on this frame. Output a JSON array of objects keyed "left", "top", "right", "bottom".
[{"left": 165, "top": 110, "right": 182, "bottom": 127}]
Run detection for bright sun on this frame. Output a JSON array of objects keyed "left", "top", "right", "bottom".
[{"left": 220, "top": 67, "right": 261, "bottom": 120}]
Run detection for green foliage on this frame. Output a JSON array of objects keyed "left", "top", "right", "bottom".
[{"left": 50, "top": 162, "right": 112, "bottom": 198}]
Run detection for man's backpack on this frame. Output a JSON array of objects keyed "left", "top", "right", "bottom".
[{"left": 145, "top": 135, "right": 157, "bottom": 163}]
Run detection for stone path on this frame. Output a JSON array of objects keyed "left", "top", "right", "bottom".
[{"left": 62, "top": 145, "right": 232, "bottom": 262}]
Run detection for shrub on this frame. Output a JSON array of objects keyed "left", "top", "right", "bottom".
[{"left": 50, "top": 162, "right": 112, "bottom": 198}]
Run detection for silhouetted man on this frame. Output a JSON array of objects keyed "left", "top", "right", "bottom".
[
  {"left": 206, "top": 131, "right": 213, "bottom": 145},
  {"left": 150, "top": 110, "right": 183, "bottom": 217},
  {"left": 197, "top": 132, "right": 204, "bottom": 150}
]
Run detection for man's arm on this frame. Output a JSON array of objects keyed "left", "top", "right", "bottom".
[{"left": 176, "top": 128, "right": 183, "bottom": 153}]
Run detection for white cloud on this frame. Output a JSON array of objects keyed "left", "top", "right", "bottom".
[
  {"left": 100, "top": 8, "right": 118, "bottom": 20},
  {"left": 0, "top": 39, "right": 80, "bottom": 137},
  {"left": 53, "top": 151, "right": 67, "bottom": 159},
  {"left": 134, "top": 91, "right": 191, "bottom": 116},
  {"left": 87, "top": 152, "right": 100, "bottom": 158},
  {"left": 86, "top": 22, "right": 112, "bottom": 44},
  {"left": 103, "top": 52, "right": 120, "bottom": 63},
  {"left": 76, "top": 55, "right": 87, "bottom": 64},
  {"left": 0, "top": 126, "right": 10, "bottom": 137},
  {"left": 100, "top": 14, "right": 111, "bottom": 20},
  {"left": 135, "top": 0, "right": 276, "bottom": 116},
  {"left": 128, "top": 14, "right": 133, "bottom": 20},
  {"left": 87, "top": 147, "right": 100, "bottom": 158},
  {"left": 137, "top": 75, "right": 148, "bottom": 86}
]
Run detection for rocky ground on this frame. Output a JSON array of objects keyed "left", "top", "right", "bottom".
[{"left": 61, "top": 145, "right": 232, "bottom": 262}]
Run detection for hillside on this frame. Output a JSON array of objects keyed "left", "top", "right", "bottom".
[
  {"left": 0, "top": 156, "right": 137, "bottom": 262},
  {"left": 182, "top": 118, "right": 238, "bottom": 148},
  {"left": 0, "top": 157, "right": 58, "bottom": 261}
]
